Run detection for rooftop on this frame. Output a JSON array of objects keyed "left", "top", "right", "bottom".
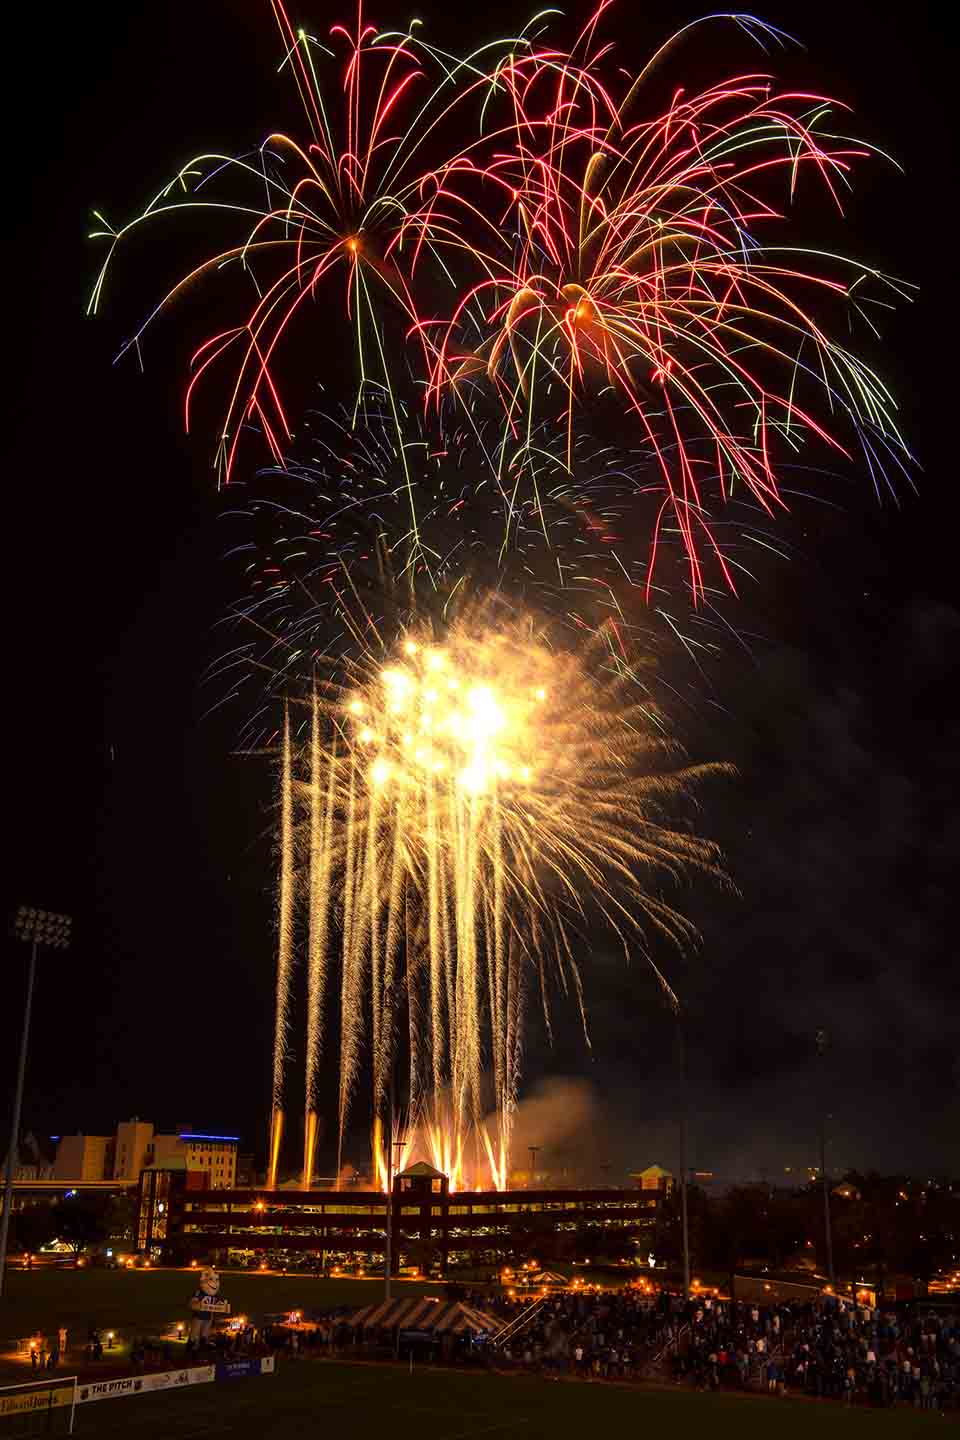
[{"left": 178, "top": 1133, "right": 240, "bottom": 1143}]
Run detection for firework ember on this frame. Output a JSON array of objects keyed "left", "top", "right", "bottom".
[{"left": 273, "top": 604, "right": 727, "bottom": 1189}]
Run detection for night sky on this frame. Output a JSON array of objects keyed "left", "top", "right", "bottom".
[{"left": 4, "top": 1, "right": 954, "bottom": 1182}]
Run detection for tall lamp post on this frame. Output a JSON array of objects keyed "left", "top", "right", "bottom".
[
  {"left": 816, "top": 1028, "right": 836, "bottom": 1290},
  {"left": 658, "top": 994, "right": 693, "bottom": 1298},
  {"left": 0, "top": 907, "right": 72, "bottom": 1299},
  {"left": 673, "top": 1006, "right": 691, "bottom": 1299},
  {"left": 383, "top": 1133, "right": 406, "bottom": 1303}
]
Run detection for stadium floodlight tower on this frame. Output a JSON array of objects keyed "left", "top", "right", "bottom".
[{"left": 0, "top": 907, "right": 72, "bottom": 1298}]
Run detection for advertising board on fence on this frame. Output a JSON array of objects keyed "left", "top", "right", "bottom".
[
  {"left": 216, "top": 1356, "right": 275, "bottom": 1381},
  {"left": 0, "top": 1381, "right": 75, "bottom": 1418},
  {"left": 75, "top": 1357, "right": 274, "bottom": 1405},
  {"left": 76, "top": 1366, "right": 215, "bottom": 1403}
]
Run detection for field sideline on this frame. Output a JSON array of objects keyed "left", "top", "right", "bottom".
[{"left": 68, "top": 1359, "right": 939, "bottom": 1438}]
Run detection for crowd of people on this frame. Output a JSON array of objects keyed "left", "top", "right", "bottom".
[
  {"left": 470, "top": 1284, "right": 674, "bottom": 1377},
  {"left": 26, "top": 1323, "right": 71, "bottom": 1371},
  {"left": 22, "top": 1281, "right": 958, "bottom": 1412},
  {"left": 444, "top": 1284, "right": 960, "bottom": 1409},
  {"left": 661, "top": 1290, "right": 959, "bottom": 1410}
]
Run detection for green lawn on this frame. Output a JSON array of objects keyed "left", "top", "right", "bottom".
[
  {"left": 69, "top": 1361, "right": 938, "bottom": 1438},
  {"left": 0, "top": 1274, "right": 943, "bottom": 1438},
  {"left": 0, "top": 1268, "right": 451, "bottom": 1344}
]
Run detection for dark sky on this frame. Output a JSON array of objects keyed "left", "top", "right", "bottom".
[{"left": 3, "top": 1, "right": 955, "bottom": 1182}]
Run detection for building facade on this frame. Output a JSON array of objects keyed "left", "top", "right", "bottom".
[
  {"left": 112, "top": 1118, "right": 155, "bottom": 1180},
  {"left": 137, "top": 1161, "right": 663, "bottom": 1273},
  {"left": 53, "top": 1132, "right": 113, "bottom": 1182},
  {"left": 53, "top": 1120, "right": 238, "bottom": 1188},
  {"left": 1, "top": 1133, "right": 55, "bottom": 1183},
  {"left": 155, "top": 1133, "right": 239, "bottom": 1188}
]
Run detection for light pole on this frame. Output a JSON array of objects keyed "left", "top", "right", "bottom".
[
  {"left": 662, "top": 994, "right": 692, "bottom": 1299},
  {"left": 677, "top": 1015, "right": 691, "bottom": 1301},
  {"left": 383, "top": 1132, "right": 405, "bottom": 1302},
  {"left": 1, "top": 907, "right": 72, "bottom": 1299},
  {"left": 816, "top": 1028, "right": 836, "bottom": 1290}
]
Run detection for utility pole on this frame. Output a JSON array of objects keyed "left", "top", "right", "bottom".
[
  {"left": 1, "top": 909, "right": 71, "bottom": 1300},
  {"left": 816, "top": 1029, "right": 835, "bottom": 1289},
  {"left": 384, "top": 1137, "right": 406, "bottom": 1302},
  {"left": 383, "top": 1067, "right": 405, "bottom": 1302},
  {"left": 528, "top": 1146, "right": 540, "bottom": 1189},
  {"left": 383, "top": 1144, "right": 394, "bottom": 1302},
  {"left": 676, "top": 1010, "right": 691, "bottom": 1299}
]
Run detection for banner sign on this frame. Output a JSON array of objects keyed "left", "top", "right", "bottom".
[
  {"left": 216, "top": 1356, "right": 274, "bottom": 1380},
  {"left": 0, "top": 1382, "right": 75, "bottom": 1418},
  {"left": 76, "top": 1358, "right": 272, "bottom": 1404},
  {"left": 190, "top": 1294, "right": 231, "bottom": 1315},
  {"left": 77, "top": 1365, "right": 214, "bottom": 1404}
]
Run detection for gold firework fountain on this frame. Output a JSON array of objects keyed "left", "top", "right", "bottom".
[
  {"left": 267, "top": 707, "right": 294, "bottom": 1192},
  {"left": 268, "top": 606, "right": 725, "bottom": 1190}
]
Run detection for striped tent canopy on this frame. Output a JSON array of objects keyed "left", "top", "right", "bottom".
[{"left": 346, "top": 1295, "right": 500, "bottom": 1335}]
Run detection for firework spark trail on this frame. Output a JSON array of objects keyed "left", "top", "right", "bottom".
[
  {"left": 423, "top": 22, "right": 915, "bottom": 598},
  {"left": 277, "top": 604, "right": 728, "bottom": 1189},
  {"left": 336, "top": 759, "right": 361, "bottom": 1177},
  {"left": 303, "top": 688, "right": 333, "bottom": 1188},
  {"left": 241, "top": 403, "right": 743, "bottom": 1188},
  {"left": 268, "top": 705, "right": 295, "bottom": 1189},
  {"left": 219, "top": 396, "right": 777, "bottom": 750},
  {"left": 242, "top": 401, "right": 769, "bottom": 1187},
  {"left": 405, "top": 892, "right": 420, "bottom": 1120},
  {"left": 93, "top": 4, "right": 913, "bottom": 595},
  {"left": 86, "top": 1, "right": 551, "bottom": 492}
]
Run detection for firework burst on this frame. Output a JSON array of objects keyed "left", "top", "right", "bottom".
[
  {"left": 91, "top": 4, "right": 913, "bottom": 594},
  {"left": 213, "top": 396, "right": 780, "bottom": 752},
  {"left": 274, "top": 600, "right": 728, "bottom": 1190},
  {"left": 86, "top": 1, "right": 537, "bottom": 488},
  {"left": 92, "top": 2, "right": 914, "bottom": 1191},
  {"left": 425, "top": 13, "right": 914, "bottom": 600}
]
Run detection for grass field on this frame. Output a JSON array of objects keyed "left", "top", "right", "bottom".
[
  {"left": 0, "top": 1273, "right": 942, "bottom": 1437},
  {"left": 0, "top": 1268, "right": 449, "bottom": 1343},
  {"left": 66, "top": 1360, "right": 939, "bottom": 1438}
]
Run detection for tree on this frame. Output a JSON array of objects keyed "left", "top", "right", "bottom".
[
  {"left": 52, "top": 1196, "right": 109, "bottom": 1258},
  {"left": 401, "top": 1237, "right": 440, "bottom": 1276},
  {"left": 594, "top": 1230, "right": 637, "bottom": 1265},
  {"left": 508, "top": 1213, "right": 569, "bottom": 1266},
  {"left": 654, "top": 1193, "right": 683, "bottom": 1267},
  {"left": 666, "top": 1184, "right": 811, "bottom": 1275},
  {"left": 12, "top": 1204, "right": 57, "bottom": 1256},
  {"left": 106, "top": 1193, "right": 137, "bottom": 1243},
  {"left": 901, "top": 1185, "right": 959, "bottom": 1285}
]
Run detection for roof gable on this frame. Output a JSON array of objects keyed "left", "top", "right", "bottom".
[{"left": 398, "top": 1161, "right": 446, "bottom": 1179}]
